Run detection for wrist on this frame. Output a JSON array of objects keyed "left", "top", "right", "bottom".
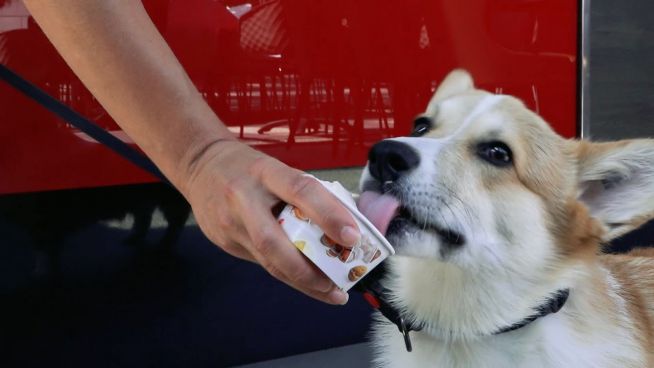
[{"left": 176, "top": 135, "right": 242, "bottom": 197}]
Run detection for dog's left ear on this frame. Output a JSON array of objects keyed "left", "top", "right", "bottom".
[
  {"left": 576, "top": 139, "right": 654, "bottom": 240},
  {"left": 425, "top": 69, "right": 474, "bottom": 115}
]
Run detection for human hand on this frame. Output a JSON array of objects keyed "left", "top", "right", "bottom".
[{"left": 180, "top": 140, "right": 361, "bottom": 304}]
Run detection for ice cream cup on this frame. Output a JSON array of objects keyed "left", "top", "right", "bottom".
[{"left": 277, "top": 179, "right": 395, "bottom": 291}]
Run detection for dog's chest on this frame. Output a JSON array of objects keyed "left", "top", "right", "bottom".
[
  {"left": 374, "top": 327, "right": 549, "bottom": 368},
  {"left": 371, "top": 318, "right": 640, "bottom": 368}
]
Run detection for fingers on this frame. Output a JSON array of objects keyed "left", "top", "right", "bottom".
[
  {"left": 221, "top": 242, "right": 257, "bottom": 263},
  {"left": 225, "top": 226, "right": 348, "bottom": 305},
  {"left": 215, "top": 231, "right": 348, "bottom": 304},
  {"left": 296, "top": 283, "right": 350, "bottom": 305},
  {"left": 259, "top": 161, "right": 361, "bottom": 248},
  {"left": 217, "top": 225, "right": 258, "bottom": 263},
  {"left": 237, "top": 192, "right": 348, "bottom": 304},
  {"left": 186, "top": 145, "right": 353, "bottom": 305}
]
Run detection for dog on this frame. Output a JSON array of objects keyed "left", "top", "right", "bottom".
[{"left": 357, "top": 70, "right": 654, "bottom": 367}]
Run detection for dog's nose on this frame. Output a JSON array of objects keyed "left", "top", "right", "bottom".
[{"left": 368, "top": 140, "right": 420, "bottom": 182}]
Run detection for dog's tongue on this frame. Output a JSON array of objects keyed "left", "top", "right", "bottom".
[{"left": 357, "top": 191, "right": 401, "bottom": 235}]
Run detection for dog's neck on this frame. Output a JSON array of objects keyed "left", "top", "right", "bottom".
[
  {"left": 416, "top": 288, "right": 569, "bottom": 340},
  {"left": 385, "top": 256, "right": 584, "bottom": 341}
]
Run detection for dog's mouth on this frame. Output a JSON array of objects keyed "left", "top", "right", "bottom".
[{"left": 358, "top": 191, "right": 465, "bottom": 247}]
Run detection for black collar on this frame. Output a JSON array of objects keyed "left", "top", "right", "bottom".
[
  {"left": 354, "top": 263, "right": 570, "bottom": 352},
  {"left": 493, "top": 289, "right": 569, "bottom": 334}
]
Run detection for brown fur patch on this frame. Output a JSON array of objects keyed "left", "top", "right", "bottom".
[
  {"left": 554, "top": 201, "right": 604, "bottom": 258},
  {"left": 601, "top": 253, "right": 654, "bottom": 365},
  {"left": 625, "top": 247, "right": 654, "bottom": 257}
]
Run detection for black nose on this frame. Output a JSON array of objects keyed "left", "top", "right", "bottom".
[{"left": 368, "top": 140, "right": 420, "bottom": 182}]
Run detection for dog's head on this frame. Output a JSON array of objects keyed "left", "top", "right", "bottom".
[{"left": 359, "top": 70, "right": 654, "bottom": 337}]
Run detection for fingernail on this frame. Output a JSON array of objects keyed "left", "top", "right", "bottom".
[
  {"left": 330, "top": 289, "right": 349, "bottom": 305},
  {"left": 316, "top": 278, "right": 333, "bottom": 293},
  {"left": 341, "top": 226, "right": 361, "bottom": 247}
]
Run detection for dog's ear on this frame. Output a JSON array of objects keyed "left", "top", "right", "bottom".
[
  {"left": 576, "top": 139, "right": 654, "bottom": 240},
  {"left": 425, "top": 69, "right": 474, "bottom": 115}
]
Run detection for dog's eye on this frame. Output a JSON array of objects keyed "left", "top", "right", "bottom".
[
  {"left": 477, "top": 141, "right": 513, "bottom": 167},
  {"left": 411, "top": 116, "right": 432, "bottom": 137}
]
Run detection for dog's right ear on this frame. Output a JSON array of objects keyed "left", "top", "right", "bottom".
[
  {"left": 425, "top": 69, "right": 474, "bottom": 115},
  {"left": 576, "top": 139, "right": 654, "bottom": 240}
]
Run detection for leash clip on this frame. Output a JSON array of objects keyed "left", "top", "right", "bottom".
[
  {"left": 398, "top": 317, "right": 413, "bottom": 352},
  {"left": 355, "top": 262, "right": 419, "bottom": 353}
]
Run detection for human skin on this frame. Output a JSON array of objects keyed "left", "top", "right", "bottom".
[{"left": 23, "top": 0, "right": 360, "bottom": 304}]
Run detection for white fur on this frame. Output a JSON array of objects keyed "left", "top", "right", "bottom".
[
  {"left": 457, "top": 95, "right": 504, "bottom": 133},
  {"left": 362, "top": 70, "right": 650, "bottom": 367},
  {"left": 371, "top": 260, "right": 643, "bottom": 368},
  {"left": 578, "top": 141, "right": 654, "bottom": 239}
]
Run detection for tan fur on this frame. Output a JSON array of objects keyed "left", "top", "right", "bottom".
[
  {"left": 366, "top": 69, "right": 654, "bottom": 367},
  {"left": 601, "top": 253, "right": 654, "bottom": 365},
  {"left": 509, "top": 97, "right": 654, "bottom": 361},
  {"left": 556, "top": 200, "right": 605, "bottom": 258}
]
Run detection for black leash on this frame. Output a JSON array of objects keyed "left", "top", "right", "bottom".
[
  {"left": 0, "top": 64, "right": 414, "bottom": 347},
  {"left": 0, "top": 63, "right": 571, "bottom": 353},
  {"left": 0, "top": 61, "right": 412, "bottom": 350},
  {"left": 0, "top": 63, "right": 169, "bottom": 184}
]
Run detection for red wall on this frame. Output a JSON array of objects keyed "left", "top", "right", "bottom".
[{"left": 0, "top": 0, "right": 578, "bottom": 194}]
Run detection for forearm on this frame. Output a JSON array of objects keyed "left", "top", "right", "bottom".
[{"left": 23, "top": 0, "right": 234, "bottom": 189}]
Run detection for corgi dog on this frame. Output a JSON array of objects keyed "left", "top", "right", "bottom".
[{"left": 357, "top": 70, "right": 654, "bottom": 367}]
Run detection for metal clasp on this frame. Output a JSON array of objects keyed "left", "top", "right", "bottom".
[{"left": 398, "top": 317, "right": 413, "bottom": 352}]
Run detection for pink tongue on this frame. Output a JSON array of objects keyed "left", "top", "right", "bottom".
[{"left": 357, "top": 191, "right": 401, "bottom": 235}]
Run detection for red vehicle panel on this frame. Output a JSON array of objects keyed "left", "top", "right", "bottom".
[{"left": 0, "top": 0, "right": 578, "bottom": 194}]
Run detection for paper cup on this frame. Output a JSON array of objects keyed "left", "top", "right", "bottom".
[{"left": 277, "top": 180, "right": 395, "bottom": 291}]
